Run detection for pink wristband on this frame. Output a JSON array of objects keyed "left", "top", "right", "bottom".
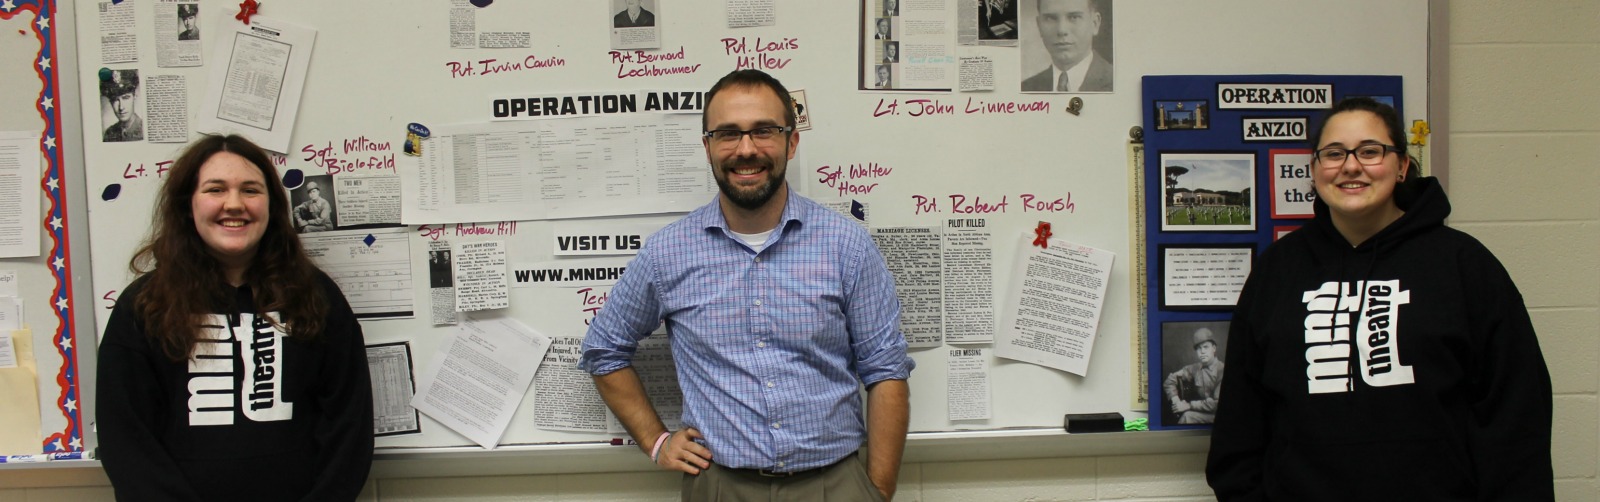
[{"left": 649, "top": 431, "right": 672, "bottom": 462}]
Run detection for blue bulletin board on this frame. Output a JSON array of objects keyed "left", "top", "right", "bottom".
[{"left": 1141, "top": 75, "right": 1405, "bottom": 430}]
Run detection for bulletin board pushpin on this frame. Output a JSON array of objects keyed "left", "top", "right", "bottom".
[{"left": 236, "top": 0, "right": 260, "bottom": 25}]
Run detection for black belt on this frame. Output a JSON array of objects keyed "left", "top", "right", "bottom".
[{"left": 721, "top": 452, "right": 852, "bottom": 478}]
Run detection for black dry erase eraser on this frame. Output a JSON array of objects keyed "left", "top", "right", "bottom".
[{"left": 1064, "top": 412, "right": 1125, "bottom": 433}]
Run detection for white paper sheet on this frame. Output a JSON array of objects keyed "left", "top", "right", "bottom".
[
  {"left": 0, "top": 329, "right": 16, "bottom": 369},
  {"left": 533, "top": 337, "right": 609, "bottom": 432},
  {"left": 143, "top": 75, "right": 190, "bottom": 143},
  {"left": 995, "top": 234, "right": 1115, "bottom": 376},
  {"left": 302, "top": 228, "right": 415, "bottom": 319},
  {"left": 410, "top": 316, "right": 552, "bottom": 449},
  {"left": 98, "top": 1, "right": 138, "bottom": 64},
  {"left": 946, "top": 348, "right": 991, "bottom": 420},
  {"left": 942, "top": 218, "right": 994, "bottom": 344},
  {"left": 195, "top": 15, "right": 316, "bottom": 153},
  {"left": 454, "top": 241, "right": 509, "bottom": 312},
  {"left": 155, "top": 0, "right": 203, "bottom": 68},
  {"left": 404, "top": 113, "right": 714, "bottom": 224},
  {"left": 0, "top": 133, "right": 41, "bottom": 258},
  {"left": 0, "top": 297, "right": 18, "bottom": 333},
  {"left": 870, "top": 227, "right": 944, "bottom": 348},
  {"left": 860, "top": 0, "right": 955, "bottom": 91},
  {"left": 726, "top": 0, "right": 776, "bottom": 28}
]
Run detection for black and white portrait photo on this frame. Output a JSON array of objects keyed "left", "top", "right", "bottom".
[
  {"left": 874, "top": 17, "right": 892, "bottom": 39},
  {"left": 1020, "top": 0, "right": 1113, "bottom": 93},
  {"left": 291, "top": 175, "right": 337, "bottom": 233},
  {"left": 1160, "top": 320, "right": 1229, "bottom": 426},
  {"left": 99, "top": 69, "right": 143, "bottom": 142},
  {"left": 177, "top": 4, "right": 200, "bottom": 41},
  {"left": 613, "top": 0, "right": 656, "bottom": 28}
]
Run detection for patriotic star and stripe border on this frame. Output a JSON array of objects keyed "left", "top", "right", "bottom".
[{"left": 1, "top": 0, "right": 82, "bottom": 454}]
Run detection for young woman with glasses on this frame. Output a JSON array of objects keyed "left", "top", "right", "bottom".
[{"left": 1206, "top": 97, "right": 1553, "bottom": 501}]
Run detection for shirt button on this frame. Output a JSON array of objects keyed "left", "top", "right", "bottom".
[
  {"left": 766, "top": 381, "right": 775, "bottom": 388},
  {"left": 757, "top": 341, "right": 766, "bottom": 348},
  {"left": 772, "top": 422, "right": 781, "bottom": 429},
  {"left": 754, "top": 257, "right": 762, "bottom": 263},
  {"left": 776, "top": 461, "right": 785, "bottom": 468},
  {"left": 754, "top": 299, "right": 762, "bottom": 306}
]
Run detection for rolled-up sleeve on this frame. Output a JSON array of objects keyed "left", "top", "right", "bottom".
[
  {"left": 579, "top": 251, "right": 664, "bottom": 376},
  {"left": 844, "top": 233, "right": 914, "bottom": 386}
]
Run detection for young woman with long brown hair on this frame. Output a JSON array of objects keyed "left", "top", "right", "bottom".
[{"left": 97, "top": 134, "right": 373, "bottom": 501}]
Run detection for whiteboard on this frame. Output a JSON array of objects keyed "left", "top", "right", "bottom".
[{"left": 68, "top": 0, "right": 1430, "bottom": 451}]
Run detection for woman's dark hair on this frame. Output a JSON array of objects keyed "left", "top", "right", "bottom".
[
  {"left": 130, "top": 134, "right": 327, "bottom": 361},
  {"left": 1309, "top": 96, "right": 1426, "bottom": 208}
]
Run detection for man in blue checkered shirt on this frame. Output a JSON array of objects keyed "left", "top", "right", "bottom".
[{"left": 580, "top": 69, "right": 914, "bottom": 501}]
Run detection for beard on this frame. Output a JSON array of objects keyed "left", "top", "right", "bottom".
[{"left": 715, "top": 159, "right": 785, "bottom": 210}]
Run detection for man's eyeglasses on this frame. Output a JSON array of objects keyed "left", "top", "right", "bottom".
[
  {"left": 1314, "top": 144, "right": 1400, "bottom": 168},
  {"left": 704, "top": 126, "right": 793, "bottom": 147}
]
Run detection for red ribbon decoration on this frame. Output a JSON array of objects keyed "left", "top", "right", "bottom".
[
  {"left": 236, "top": 0, "right": 260, "bottom": 25},
  {"left": 1033, "top": 222, "right": 1052, "bottom": 249}
]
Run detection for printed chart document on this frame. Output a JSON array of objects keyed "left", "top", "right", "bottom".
[
  {"left": 410, "top": 316, "right": 552, "bottom": 449},
  {"left": 366, "top": 342, "right": 421, "bottom": 436},
  {"left": 196, "top": 15, "right": 315, "bottom": 153},
  {"left": 870, "top": 227, "right": 943, "bottom": 348},
  {"left": 404, "top": 113, "right": 715, "bottom": 224},
  {"left": 303, "top": 228, "right": 414, "bottom": 319},
  {"left": 0, "top": 133, "right": 41, "bottom": 258},
  {"left": 996, "top": 234, "right": 1115, "bottom": 376},
  {"left": 946, "top": 348, "right": 991, "bottom": 421}
]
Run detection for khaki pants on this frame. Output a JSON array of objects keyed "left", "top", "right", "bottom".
[{"left": 680, "top": 452, "right": 885, "bottom": 502}]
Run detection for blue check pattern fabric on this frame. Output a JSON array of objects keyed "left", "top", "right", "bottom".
[{"left": 580, "top": 189, "right": 914, "bottom": 472}]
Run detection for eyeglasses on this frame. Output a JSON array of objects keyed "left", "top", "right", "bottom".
[
  {"left": 1314, "top": 144, "right": 1400, "bottom": 168},
  {"left": 703, "top": 126, "right": 793, "bottom": 147}
]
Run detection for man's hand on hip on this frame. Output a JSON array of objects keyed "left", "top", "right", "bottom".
[{"left": 656, "top": 427, "right": 713, "bottom": 475}]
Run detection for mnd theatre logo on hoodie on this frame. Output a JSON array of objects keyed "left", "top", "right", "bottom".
[
  {"left": 186, "top": 313, "right": 295, "bottom": 425},
  {"left": 1302, "top": 280, "right": 1415, "bottom": 394}
]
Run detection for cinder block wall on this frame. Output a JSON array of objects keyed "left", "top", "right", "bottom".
[{"left": 5, "top": 1, "right": 1594, "bottom": 500}]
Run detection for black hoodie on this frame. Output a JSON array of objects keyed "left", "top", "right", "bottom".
[
  {"left": 1206, "top": 177, "right": 1553, "bottom": 501},
  {"left": 97, "top": 273, "right": 374, "bottom": 501}
]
